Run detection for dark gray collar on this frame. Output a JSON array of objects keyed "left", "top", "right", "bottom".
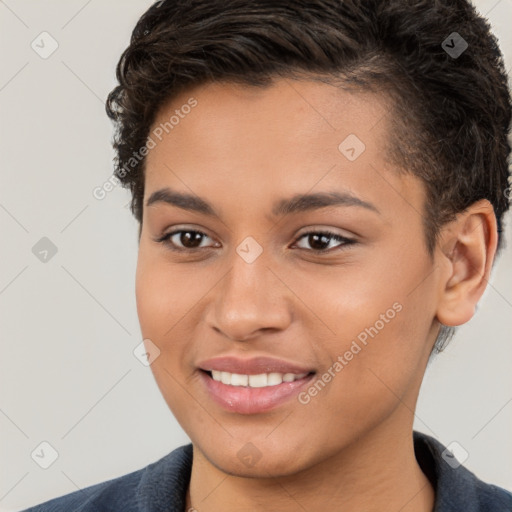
[
  {"left": 136, "top": 431, "right": 512, "bottom": 511},
  {"left": 413, "top": 431, "right": 512, "bottom": 511}
]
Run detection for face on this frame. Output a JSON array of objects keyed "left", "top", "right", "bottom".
[{"left": 136, "top": 78, "right": 442, "bottom": 477}]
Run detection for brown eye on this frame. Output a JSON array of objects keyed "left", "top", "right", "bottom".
[
  {"left": 294, "top": 231, "right": 355, "bottom": 252},
  {"left": 176, "top": 231, "right": 204, "bottom": 248},
  {"left": 157, "top": 229, "right": 218, "bottom": 251}
]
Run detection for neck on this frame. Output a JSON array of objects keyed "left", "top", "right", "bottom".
[{"left": 185, "top": 419, "right": 435, "bottom": 512}]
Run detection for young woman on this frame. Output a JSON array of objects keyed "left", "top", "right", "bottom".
[{"left": 23, "top": 0, "right": 512, "bottom": 510}]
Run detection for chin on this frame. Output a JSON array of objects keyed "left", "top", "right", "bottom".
[
  {"left": 209, "top": 450, "right": 307, "bottom": 479},
  {"left": 193, "top": 433, "right": 321, "bottom": 480}
]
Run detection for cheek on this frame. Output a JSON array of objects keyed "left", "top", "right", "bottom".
[
  {"left": 294, "top": 304, "right": 428, "bottom": 441},
  {"left": 135, "top": 248, "right": 203, "bottom": 340},
  {"left": 135, "top": 246, "right": 217, "bottom": 389},
  {"left": 135, "top": 262, "right": 170, "bottom": 340},
  {"left": 135, "top": 251, "right": 205, "bottom": 422},
  {"left": 293, "top": 252, "right": 435, "bottom": 412}
]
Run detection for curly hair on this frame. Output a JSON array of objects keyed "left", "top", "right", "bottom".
[{"left": 105, "top": 0, "right": 511, "bottom": 351}]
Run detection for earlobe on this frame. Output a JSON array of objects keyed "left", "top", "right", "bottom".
[{"left": 435, "top": 200, "right": 497, "bottom": 328}]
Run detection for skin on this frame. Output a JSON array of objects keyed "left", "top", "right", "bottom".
[{"left": 135, "top": 78, "right": 497, "bottom": 512}]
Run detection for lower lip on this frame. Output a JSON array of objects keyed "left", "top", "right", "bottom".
[{"left": 199, "top": 371, "right": 315, "bottom": 414}]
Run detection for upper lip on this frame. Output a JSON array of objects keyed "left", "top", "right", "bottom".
[{"left": 198, "top": 356, "right": 314, "bottom": 375}]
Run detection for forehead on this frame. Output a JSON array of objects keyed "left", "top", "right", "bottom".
[
  {"left": 148, "top": 78, "right": 391, "bottom": 164},
  {"left": 144, "top": 78, "right": 423, "bottom": 222}
]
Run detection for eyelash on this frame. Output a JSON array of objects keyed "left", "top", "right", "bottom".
[{"left": 155, "top": 229, "right": 356, "bottom": 254}]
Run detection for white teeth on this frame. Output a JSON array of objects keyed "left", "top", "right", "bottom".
[
  {"left": 249, "top": 373, "right": 268, "bottom": 387},
  {"left": 230, "top": 373, "right": 249, "bottom": 386},
  {"left": 267, "top": 372, "right": 283, "bottom": 385},
  {"left": 209, "top": 370, "right": 308, "bottom": 387}
]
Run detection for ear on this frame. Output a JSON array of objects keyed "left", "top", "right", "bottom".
[{"left": 435, "top": 199, "right": 498, "bottom": 327}]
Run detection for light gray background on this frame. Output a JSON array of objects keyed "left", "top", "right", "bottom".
[{"left": 1, "top": 1, "right": 511, "bottom": 510}]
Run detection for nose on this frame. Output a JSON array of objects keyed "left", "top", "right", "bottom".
[{"left": 205, "top": 247, "right": 293, "bottom": 342}]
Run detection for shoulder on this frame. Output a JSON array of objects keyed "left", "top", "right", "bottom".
[
  {"left": 413, "top": 431, "right": 512, "bottom": 512},
  {"left": 20, "top": 444, "right": 193, "bottom": 512}
]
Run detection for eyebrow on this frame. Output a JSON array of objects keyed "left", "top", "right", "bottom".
[{"left": 145, "top": 187, "right": 379, "bottom": 218}]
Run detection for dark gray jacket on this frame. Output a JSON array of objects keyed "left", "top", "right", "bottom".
[{"left": 20, "top": 431, "right": 512, "bottom": 511}]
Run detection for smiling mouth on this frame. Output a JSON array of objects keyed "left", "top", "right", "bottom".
[
  {"left": 202, "top": 369, "right": 315, "bottom": 388},
  {"left": 199, "top": 368, "right": 316, "bottom": 414}
]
